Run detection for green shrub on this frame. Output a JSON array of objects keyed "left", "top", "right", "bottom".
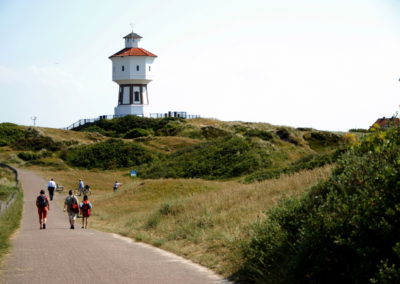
[
  {"left": 276, "top": 127, "right": 299, "bottom": 145},
  {"left": 243, "top": 150, "right": 344, "bottom": 183},
  {"left": 303, "top": 131, "right": 341, "bottom": 151},
  {"left": 0, "top": 123, "right": 24, "bottom": 146},
  {"left": 141, "top": 136, "right": 271, "bottom": 179},
  {"left": 63, "top": 139, "right": 156, "bottom": 169},
  {"left": 75, "top": 115, "right": 185, "bottom": 138},
  {"left": 124, "top": 128, "right": 154, "bottom": 138},
  {"left": 13, "top": 128, "right": 61, "bottom": 152},
  {"left": 18, "top": 151, "right": 40, "bottom": 161},
  {"left": 349, "top": 128, "right": 369, "bottom": 133},
  {"left": 244, "top": 129, "right": 274, "bottom": 141},
  {"left": 200, "top": 126, "right": 229, "bottom": 139},
  {"left": 155, "top": 120, "right": 184, "bottom": 136},
  {"left": 297, "top": 127, "right": 313, "bottom": 131},
  {"left": 235, "top": 128, "right": 400, "bottom": 283},
  {"left": 81, "top": 125, "right": 107, "bottom": 135}
]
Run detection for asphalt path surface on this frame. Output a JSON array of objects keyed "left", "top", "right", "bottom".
[{"left": 1, "top": 169, "right": 230, "bottom": 284}]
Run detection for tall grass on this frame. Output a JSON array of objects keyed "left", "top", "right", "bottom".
[{"left": 33, "top": 165, "right": 332, "bottom": 276}]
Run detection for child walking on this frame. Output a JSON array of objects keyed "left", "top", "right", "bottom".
[
  {"left": 79, "top": 195, "right": 92, "bottom": 229},
  {"left": 36, "top": 190, "right": 50, "bottom": 229}
]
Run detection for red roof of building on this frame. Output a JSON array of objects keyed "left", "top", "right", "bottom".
[
  {"left": 109, "top": 48, "right": 157, "bottom": 58},
  {"left": 370, "top": 117, "right": 400, "bottom": 129}
]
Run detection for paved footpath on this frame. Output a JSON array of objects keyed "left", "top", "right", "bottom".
[{"left": 1, "top": 169, "right": 230, "bottom": 284}]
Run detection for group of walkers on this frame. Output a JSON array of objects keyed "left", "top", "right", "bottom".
[
  {"left": 36, "top": 178, "right": 124, "bottom": 230},
  {"left": 36, "top": 178, "right": 93, "bottom": 230}
]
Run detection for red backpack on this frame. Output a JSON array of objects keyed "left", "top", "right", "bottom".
[
  {"left": 81, "top": 201, "right": 91, "bottom": 216},
  {"left": 70, "top": 197, "right": 79, "bottom": 213}
]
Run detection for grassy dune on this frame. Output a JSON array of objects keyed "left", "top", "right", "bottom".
[{"left": 33, "top": 165, "right": 332, "bottom": 276}]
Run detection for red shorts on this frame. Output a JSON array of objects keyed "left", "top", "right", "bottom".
[{"left": 38, "top": 207, "right": 48, "bottom": 219}]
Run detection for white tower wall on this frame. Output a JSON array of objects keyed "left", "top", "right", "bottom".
[
  {"left": 111, "top": 57, "right": 155, "bottom": 84},
  {"left": 109, "top": 32, "right": 156, "bottom": 117}
]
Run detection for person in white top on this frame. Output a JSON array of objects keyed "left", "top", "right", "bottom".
[
  {"left": 47, "top": 178, "right": 56, "bottom": 201},
  {"left": 78, "top": 179, "right": 84, "bottom": 196}
]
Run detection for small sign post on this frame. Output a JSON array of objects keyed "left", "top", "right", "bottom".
[{"left": 130, "top": 170, "right": 137, "bottom": 177}]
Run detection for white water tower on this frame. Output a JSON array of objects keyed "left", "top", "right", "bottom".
[{"left": 109, "top": 32, "right": 157, "bottom": 116}]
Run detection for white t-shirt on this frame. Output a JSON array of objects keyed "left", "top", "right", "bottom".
[{"left": 48, "top": 180, "right": 56, "bottom": 188}]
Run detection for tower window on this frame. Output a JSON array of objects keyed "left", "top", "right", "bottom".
[
  {"left": 122, "top": 66, "right": 125, "bottom": 71},
  {"left": 134, "top": 91, "right": 140, "bottom": 102},
  {"left": 136, "top": 65, "right": 139, "bottom": 71},
  {"left": 149, "top": 66, "right": 151, "bottom": 71}
]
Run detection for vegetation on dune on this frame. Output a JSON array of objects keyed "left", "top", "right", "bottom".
[
  {"left": 61, "top": 139, "right": 157, "bottom": 170},
  {"left": 243, "top": 149, "right": 345, "bottom": 183},
  {"left": 74, "top": 115, "right": 186, "bottom": 138},
  {"left": 140, "top": 136, "right": 271, "bottom": 179},
  {"left": 0, "top": 123, "right": 25, "bottom": 146},
  {"left": 235, "top": 127, "right": 400, "bottom": 283},
  {"left": 67, "top": 116, "right": 347, "bottom": 180}
]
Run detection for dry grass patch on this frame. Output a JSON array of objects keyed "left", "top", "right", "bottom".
[
  {"left": 35, "top": 127, "right": 106, "bottom": 144},
  {"left": 135, "top": 136, "right": 201, "bottom": 153}
]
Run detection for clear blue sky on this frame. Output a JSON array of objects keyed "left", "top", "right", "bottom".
[{"left": 1, "top": 0, "right": 400, "bottom": 131}]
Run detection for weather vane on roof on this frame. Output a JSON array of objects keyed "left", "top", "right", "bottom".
[{"left": 130, "top": 23, "right": 134, "bottom": 33}]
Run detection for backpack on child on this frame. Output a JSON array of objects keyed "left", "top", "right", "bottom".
[
  {"left": 37, "top": 195, "right": 48, "bottom": 208},
  {"left": 81, "top": 202, "right": 91, "bottom": 216}
]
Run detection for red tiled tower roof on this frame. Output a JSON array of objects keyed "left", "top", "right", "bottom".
[{"left": 109, "top": 48, "right": 157, "bottom": 58}]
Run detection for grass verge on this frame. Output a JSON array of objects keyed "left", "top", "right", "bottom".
[{"left": 0, "top": 185, "right": 23, "bottom": 268}]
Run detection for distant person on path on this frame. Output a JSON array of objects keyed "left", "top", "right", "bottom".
[
  {"left": 36, "top": 190, "right": 50, "bottom": 230},
  {"left": 113, "top": 181, "right": 122, "bottom": 192},
  {"left": 47, "top": 178, "right": 56, "bottom": 200},
  {"left": 79, "top": 195, "right": 92, "bottom": 229},
  {"left": 78, "top": 179, "right": 84, "bottom": 196},
  {"left": 63, "top": 190, "right": 79, "bottom": 229}
]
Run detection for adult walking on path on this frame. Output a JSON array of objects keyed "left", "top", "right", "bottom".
[
  {"left": 63, "top": 190, "right": 79, "bottom": 229},
  {"left": 1, "top": 169, "right": 229, "bottom": 284},
  {"left": 36, "top": 189, "right": 50, "bottom": 229},
  {"left": 77, "top": 179, "right": 84, "bottom": 196},
  {"left": 47, "top": 178, "right": 56, "bottom": 200}
]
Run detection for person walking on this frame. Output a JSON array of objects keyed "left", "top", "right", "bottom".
[
  {"left": 36, "top": 190, "right": 50, "bottom": 230},
  {"left": 113, "top": 181, "right": 122, "bottom": 192},
  {"left": 47, "top": 178, "right": 56, "bottom": 201},
  {"left": 78, "top": 179, "right": 84, "bottom": 196},
  {"left": 80, "top": 195, "right": 92, "bottom": 229},
  {"left": 63, "top": 190, "right": 79, "bottom": 229}
]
